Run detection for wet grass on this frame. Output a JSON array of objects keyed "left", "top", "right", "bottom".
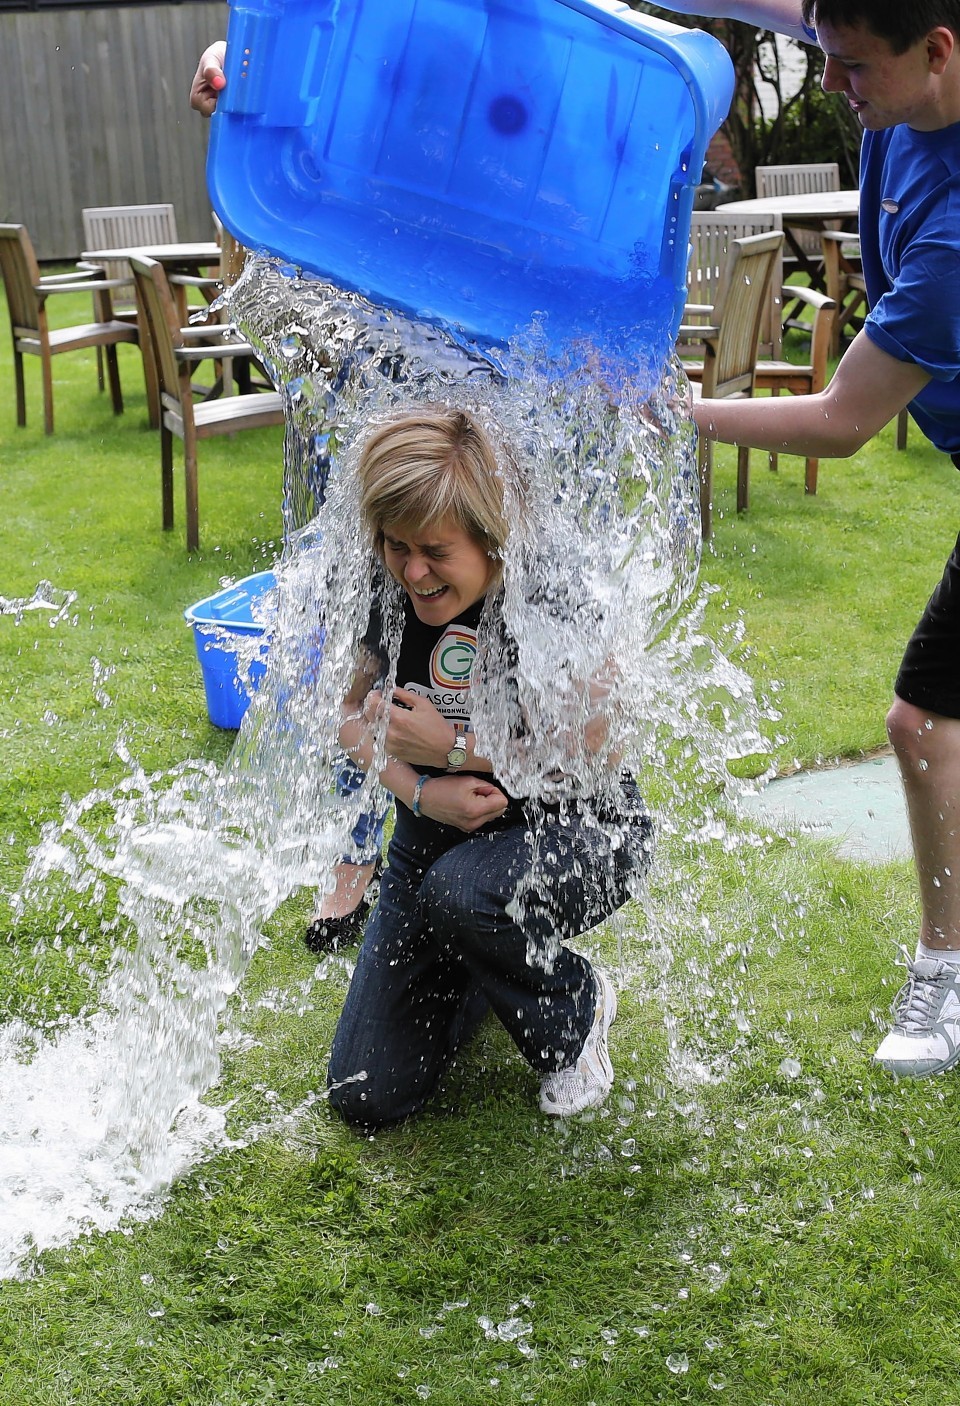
[{"left": 3, "top": 289, "right": 960, "bottom": 1403}]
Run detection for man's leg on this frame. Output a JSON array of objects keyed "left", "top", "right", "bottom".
[
  {"left": 887, "top": 696, "right": 960, "bottom": 950},
  {"left": 875, "top": 533, "right": 960, "bottom": 1076}
]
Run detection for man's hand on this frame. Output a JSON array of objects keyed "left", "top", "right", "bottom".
[
  {"left": 190, "top": 41, "right": 227, "bottom": 116},
  {"left": 417, "top": 775, "right": 509, "bottom": 832}
]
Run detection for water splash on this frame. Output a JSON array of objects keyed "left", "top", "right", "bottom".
[
  {"left": 1, "top": 255, "right": 774, "bottom": 1277},
  {"left": 0, "top": 580, "right": 77, "bottom": 625}
]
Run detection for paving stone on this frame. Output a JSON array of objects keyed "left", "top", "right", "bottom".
[{"left": 740, "top": 754, "right": 911, "bottom": 864}]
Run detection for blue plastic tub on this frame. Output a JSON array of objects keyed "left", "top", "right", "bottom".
[
  {"left": 207, "top": 0, "right": 733, "bottom": 370},
  {"left": 184, "top": 572, "right": 276, "bottom": 729}
]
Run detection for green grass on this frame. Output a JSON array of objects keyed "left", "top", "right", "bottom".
[
  {"left": 704, "top": 396, "right": 960, "bottom": 762},
  {"left": 3, "top": 288, "right": 960, "bottom": 1404}
]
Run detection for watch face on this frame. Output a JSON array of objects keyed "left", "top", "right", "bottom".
[{"left": 447, "top": 724, "right": 467, "bottom": 768}]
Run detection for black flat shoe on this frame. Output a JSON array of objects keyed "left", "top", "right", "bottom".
[
  {"left": 303, "top": 896, "right": 371, "bottom": 953},
  {"left": 303, "top": 861, "right": 382, "bottom": 954}
]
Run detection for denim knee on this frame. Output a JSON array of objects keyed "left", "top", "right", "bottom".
[
  {"left": 417, "top": 846, "right": 496, "bottom": 941},
  {"left": 326, "top": 1065, "right": 412, "bottom": 1131}
]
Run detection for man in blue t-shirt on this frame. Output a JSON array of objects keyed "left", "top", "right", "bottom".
[{"left": 654, "top": 0, "right": 960, "bottom": 1079}]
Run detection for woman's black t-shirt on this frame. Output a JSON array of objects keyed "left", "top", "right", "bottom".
[{"left": 363, "top": 585, "right": 645, "bottom": 830}]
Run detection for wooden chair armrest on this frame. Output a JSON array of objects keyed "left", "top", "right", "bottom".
[
  {"left": 782, "top": 286, "right": 838, "bottom": 383},
  {"left": 73, "top": 261, "right": 132, "bottom": 282},
  {"left": 169, "top": 273, "right": 221, "bottom": 289},
  {"left": 36, "top": 275, "right": 128, "bottom": 294},
  {"left": 780, "top": 284, "right": 836, "bottom": 314},
  {"left": 174, "top": 342, "right": 255, "bottom": 363},
  {"left": 178, "top": 324, "right": 250, "bottom": 343},
  {"left": 821, "top": 230, "right": 860, "bottom": 248},
  {"left": 38, "top": 267, "right": 104, "bottom": 285}
]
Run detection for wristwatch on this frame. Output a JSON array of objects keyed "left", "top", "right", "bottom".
[{"left": 446, "top": 722, "right": 469, "bottom": 771}]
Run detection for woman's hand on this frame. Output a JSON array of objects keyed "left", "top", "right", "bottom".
[
  {"left": 417, "top": 775, "right": 509, "bottom": 832},
  {"left": 190, "top": 41, "right": 227, "bottom": 116},
  {"left": 364, "top": 687, "right": 457, "bottom": 770}
]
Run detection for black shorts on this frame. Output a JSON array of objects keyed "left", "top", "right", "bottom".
[{"left": 895, "top": 454, "right": 960, "bottom": 718}]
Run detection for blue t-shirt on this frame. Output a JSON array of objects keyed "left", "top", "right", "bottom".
[{"left": 859, "top": 123, "right": 960, "bottom": 455}]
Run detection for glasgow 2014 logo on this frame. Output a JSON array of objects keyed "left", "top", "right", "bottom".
[{"left": 430, "top": 626, "right": 476, "bottom": 690}]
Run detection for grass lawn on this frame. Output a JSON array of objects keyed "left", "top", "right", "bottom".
[{"left": 3, "top": 283, "right": 960, "bottom": 1405}]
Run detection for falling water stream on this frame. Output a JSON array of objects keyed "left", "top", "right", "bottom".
[{"left": 1, "top": 256, "right": 774, "bottom": 1279}]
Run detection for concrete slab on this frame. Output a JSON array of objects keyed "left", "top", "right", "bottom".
[{"left": 740, "top": 753, "right": 912, "bottom": 864}]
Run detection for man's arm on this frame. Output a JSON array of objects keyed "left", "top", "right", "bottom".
[
  {"left": 651, "top": 0, "right": 813, "bottom": 44},
  {"left": 694, "top": 331, "right": 933, "bottom": 459}
]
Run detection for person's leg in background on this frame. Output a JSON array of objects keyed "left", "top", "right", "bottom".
[
  {"left": 280, "top": 423, "right": 392, "bottom": 955},
  {"left": 304, "top": 757, "right": 390, "bottom": 952}
]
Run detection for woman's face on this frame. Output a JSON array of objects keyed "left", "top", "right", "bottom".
[{"left": 381, "top": 517, "right": 496, "bottom": 625}]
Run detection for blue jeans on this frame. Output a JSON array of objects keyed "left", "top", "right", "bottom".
[{"left": 327, "top": 792, "right": 653, "bottom": 1127}]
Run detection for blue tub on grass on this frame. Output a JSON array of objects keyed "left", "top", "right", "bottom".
[{"left": 184, "top": 572, "right": 276, "bottom": 729}]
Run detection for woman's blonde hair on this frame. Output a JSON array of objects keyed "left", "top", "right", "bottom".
[{"left": 357, "top": 408, "right": 512, "bottom": 557}]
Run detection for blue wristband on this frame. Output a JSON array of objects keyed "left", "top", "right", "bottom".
[{"left": 411, "top": 773, "right": 429, "bottom": 818}]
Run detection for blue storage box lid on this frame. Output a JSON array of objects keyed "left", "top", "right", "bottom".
[
  {"left": 184, "top": 571, "right": 277, "bottom": 634},
  {"left": 207, "top": 0, "right": 733, "bottom": 369}
]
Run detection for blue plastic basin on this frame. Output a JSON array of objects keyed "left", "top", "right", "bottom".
[
  {"left": 207, "top": 0, "right": 733, "bottom": 370},
  {"left": 184, "top": 572, "right": 276, "bottom": 729}
]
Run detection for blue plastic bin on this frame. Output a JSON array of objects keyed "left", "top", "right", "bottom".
[
  {"left": 184, "top": 572, "right": 276, "bottom": 729},
  {"left": 207, "top": 0, "right": 733, "bottom": 370}
]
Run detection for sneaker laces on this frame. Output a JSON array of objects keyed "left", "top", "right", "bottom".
[{"left": 892, "top": 944, "right": 950, "bottom": 1033}]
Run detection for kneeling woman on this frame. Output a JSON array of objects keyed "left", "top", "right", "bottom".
[{"left": 328, "top": 407, "right": 653, "bottom": 1126}]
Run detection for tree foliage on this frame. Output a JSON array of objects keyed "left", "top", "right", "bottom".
[{"left": 632, "top": 7, "right": 862, "bottom": 193}]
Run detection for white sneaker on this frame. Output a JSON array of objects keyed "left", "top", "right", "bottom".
[
  {"left": 874, "top": 947, "right": 960, "bottom": 1078},
  {"left": 539, "top": 970, "right": 617, "bottom": 1116}
]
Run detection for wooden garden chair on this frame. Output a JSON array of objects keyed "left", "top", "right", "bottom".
[
  {"left": 686, "top": 210, "right": 785, "bottom": 357},
  {"left": 821, "top": 230, "right": 908, "bottom": 449},
  {"left": 754, "top": 162, "right": 841, "bottom": 258},
  {"left": 750, "top": 284, "right": 837, "bottom": 501},
  {"left": 81, "top": 203, "right": 179, "bottom": 317},
  {"left": 676, "top": 229, "right": 785, "bottom": 537},
  {"left": 81, "top": 204, "right": 180, "bottom": 399},
  {"left": 129, "top": 254, "right": 284, "bottom": 553},
  {"left": 165, "top": 224, "right": 262, "bottom": 398},
  {"left": 0, "top": 222, "right": 138, "bottom": 434},
  {"left": 755, "top": 162, "right": 841, "bottom": 334}
]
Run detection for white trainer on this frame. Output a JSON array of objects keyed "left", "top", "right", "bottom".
[
  {"left": 539, "top": 970, "right": 617, "bottom": 1116},
  {"left": 874, "top": 947, "right": 960, "bottom": 1078}
]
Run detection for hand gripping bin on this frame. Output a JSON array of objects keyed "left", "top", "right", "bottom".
[
  {"left": 207, "top": 0, "right": 733, "bottom": 373},
  {"left": 184, "top": 572, "right": 276, "bottom": 729}
]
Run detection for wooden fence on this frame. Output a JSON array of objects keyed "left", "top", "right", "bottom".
[{"left": 0, "top": 1, "right": 227, "bottom": 261}]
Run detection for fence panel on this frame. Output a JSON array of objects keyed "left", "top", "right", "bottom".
[{"left": 0, "top": 2, "right": 226, "bottom": 260}]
